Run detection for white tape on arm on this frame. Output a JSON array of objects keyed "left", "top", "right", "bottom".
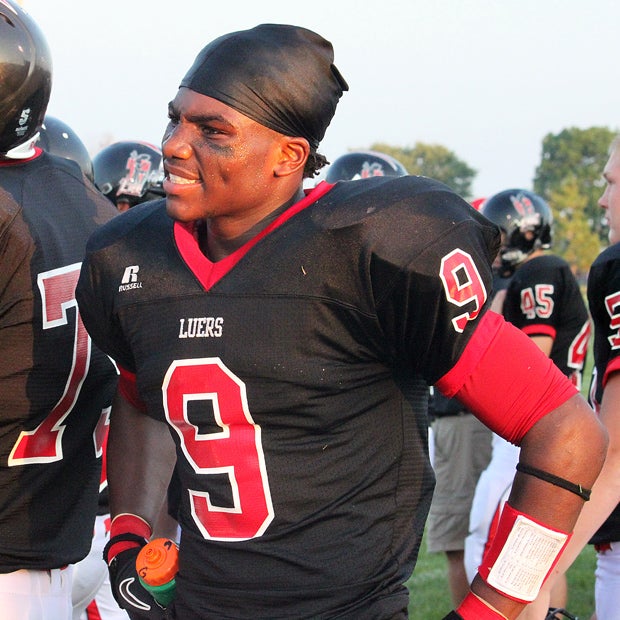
[{"left": 478, "top": 503, "right": 571, "bottom": 603}]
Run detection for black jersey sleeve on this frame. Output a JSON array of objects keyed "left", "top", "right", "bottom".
[
  {"left": 77, "top": 254, "right": 135, "bottom": 371},
  {"left": 76, "top": 202, "right": 167, "bottom": 372},
  {"left": 366, "top": 183, "right": 500, "bottom": 385}
]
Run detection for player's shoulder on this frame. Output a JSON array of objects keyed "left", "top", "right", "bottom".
[
  {"left": 14, "top": 150, "right": 84, "bottom": 183},
  {"left": 85, "top": 197, "right": 169, "bottom": 252},
  {"left": 519, "top": 253, "right": 571, "bottom": 275},
  {"left": 1, "top": 151, "right": 112, "bottom": 227},
  {"left": 323, "top": 174, "right": 459, "bottom": 205},
  {"left": 591, "top": 242, "right": 620, "bottom": 270},
  {"left": 588, "top": 243, "right": 620, "bottom": 298},
  {"left": 530, "top": 252, "right": 569, "bottom": 267},
  {"left": 316, "top": 176, "right": 486, "bottom": 228}
]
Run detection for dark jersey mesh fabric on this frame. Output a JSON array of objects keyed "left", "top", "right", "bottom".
[
  {"left": 0, "top": 152, "right": 118, "bottom": 571},
  {"left": 587, "top": 243, "right": 620, "bottom": 545},
  {"left": 77, "top": 175, "right": 500, "bottom": 616}
]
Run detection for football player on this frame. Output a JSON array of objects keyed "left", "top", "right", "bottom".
[
  {"left": 464, "top": 189, "right": 591, "bottom": 620},
  {"left": 92, "top": 141, "right": 164, "bottom": 213},
  {"left": 76, "top": 24, "right": 607, "bottom": 619},
  {"left": 35, "top": 116, "right": 130, "bottom": 620},
  {"left": 0, "top": 2, "right": 119, "bottom": 618}
]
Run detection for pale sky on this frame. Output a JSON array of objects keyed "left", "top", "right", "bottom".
[{"left": 22, "top": 0, "right": 620, "bottom": 198}]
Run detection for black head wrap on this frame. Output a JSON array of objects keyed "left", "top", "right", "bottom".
[{"left": 180, "top": 24, "right": 348, "bottom": 149}]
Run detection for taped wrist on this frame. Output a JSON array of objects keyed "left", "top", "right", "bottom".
[
  {"left": 103, "top": 513, "right": 152, "bottom": 564},
  {"left": 478, "top": 502, "right": 571, "bottom": 603},
  {"left": 456, "top": 592, "right": 507, "bottom": 619}
]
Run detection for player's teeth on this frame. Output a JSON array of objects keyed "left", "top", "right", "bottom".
[{"left": 170, "top": 174, "right": 196, "bottom": 184}]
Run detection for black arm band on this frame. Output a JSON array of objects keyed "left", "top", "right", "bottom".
[{"left": 516, "top": 462, "right": 591, "bottom": 501}]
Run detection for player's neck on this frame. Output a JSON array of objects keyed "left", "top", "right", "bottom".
[
  {"left": 199, "top": 188, "right": 305, "bottom": 261},
  {"left": 522, "top": 249, "right": 545, "bottom": 264}
]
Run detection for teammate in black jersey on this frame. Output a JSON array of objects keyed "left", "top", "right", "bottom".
[
  {"left": 0, "top": 2, "right": 119, "bottom": 618},
  {"left": 76, "top": 23, "right": 607, "bottom": 620},
  {"left": 466, "top": 189, "right": 590, "bottom": 620},
  {"left": 534, "top": 136, "right": 620, "bottom": 618}
]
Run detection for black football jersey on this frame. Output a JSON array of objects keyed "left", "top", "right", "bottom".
[
  {"left": 0, "top": 152, "right": 119, "bottom": 571},
  {"left": 503, "top": 254, "right": 590, "bottom": 386},
  {"left": 77, "top": 176, "right": 500, "bottom": 617},
  {"left": 587, "top": 243, "right": 620, "bottom": 545}
]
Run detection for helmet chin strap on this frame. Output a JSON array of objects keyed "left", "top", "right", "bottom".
[{"left": 4, "top": 133, "right": 40, "bottom": 160}]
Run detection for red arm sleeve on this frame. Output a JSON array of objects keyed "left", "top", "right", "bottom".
[{"left": 436, "top": 311, "right": 577, "bottom": 444}]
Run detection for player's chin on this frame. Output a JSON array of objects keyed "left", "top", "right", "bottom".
[{"left": 165, "top": 196, "right": 204, "bottom": 223}]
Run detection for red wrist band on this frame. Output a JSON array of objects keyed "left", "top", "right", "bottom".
[
  {"left": 456, "top": 592, "right": 505, "bottom": 619},
  {"left": 107, "top": 513, "right": 152, "bottom": 561}
]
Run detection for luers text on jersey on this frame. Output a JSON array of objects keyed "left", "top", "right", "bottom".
[{"left": 178, "top": 317, "right": 224, "bottom": 338}]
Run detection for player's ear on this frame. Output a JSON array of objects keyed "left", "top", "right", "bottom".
[{"left": 273, "top": 136, "right": 309, "bottom": 178}]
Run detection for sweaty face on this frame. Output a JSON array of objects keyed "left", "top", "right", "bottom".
[
  {"left": 161, "top": 88, "right": 286, "bottom": 227},
  {"left": 599, "top": 146, "right": 620, "bottom": 245}
]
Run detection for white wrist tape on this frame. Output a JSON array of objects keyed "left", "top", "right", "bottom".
[{"left": 479, "top": 502, "right": 571, "bottom": 603}]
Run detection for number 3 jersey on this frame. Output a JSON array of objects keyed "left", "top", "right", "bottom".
[
  {"left": 587, "top": 242, "right": 620, "bottom": 546},
  {"left": 0, "top": 152, "right": 119, "bottom": 572},
  {"left": 77, "top": 176, "right": 500, "bottom": 616}
]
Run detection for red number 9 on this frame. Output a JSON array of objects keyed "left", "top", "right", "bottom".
[
  {"left": 439, "top": 249, "right": 488, "bottom": 333},
  {"left": 163, "top": 358, "right": 273, "bottom": 541}
]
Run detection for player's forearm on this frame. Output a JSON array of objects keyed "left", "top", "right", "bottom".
[
  {"left": 467, "top": 394, "right": 607, "bottom": 619},
  {"left": 511, "top": 394, "right": 606, "bottom": 528},
  {"left": 107, "top": 390, "right": 176, "bottom": 527}
]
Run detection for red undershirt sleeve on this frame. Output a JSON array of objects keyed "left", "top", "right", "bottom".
[
  {"left": 603, "top": 357, "right": 620, "bottom": 389},
  {"left": 118, "top": 365, "right": 148, "bottom": 412},
  {"left": 436, "top": 311, "right": 578, "bottom": 444},
  {"left": 522, "top": 323, "right": 557, "bottom": 339}
]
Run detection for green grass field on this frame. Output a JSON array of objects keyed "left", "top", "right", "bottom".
[{"left": 406, "top": 530, "right": 596, "bottom": 618}]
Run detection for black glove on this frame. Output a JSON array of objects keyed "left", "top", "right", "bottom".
[
  {"left": 441, "top": 613, "right": 463, "bottom": 620},
  {"left": 106, "top": 544, "right": 168, "bottom": 620}
]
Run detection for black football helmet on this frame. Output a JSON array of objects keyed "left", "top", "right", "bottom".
[
  {"left": 92, "top": 141, "right": 164, "bottom": 208},
  {"left": 38, "top": 115, "right": 94, "bottom": 181},
  {"left": 325, "top": 150, "right": 408, "bottom": 182},
  {"left": 0, "top": 0, "right": 52, "bottom": 155},
  {"left": 481, "top": 188, "right": 553, "bottom": 275}
]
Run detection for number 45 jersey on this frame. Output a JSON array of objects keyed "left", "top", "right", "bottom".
[
  {"left": 502, "top": 253, "right": 591, "bottom": 388},
  {"left": 77, "top": 176, "right": 500, "bottom": 617},
  {"left": 0, "top": 152, "right": 119, "bottom": 572}
]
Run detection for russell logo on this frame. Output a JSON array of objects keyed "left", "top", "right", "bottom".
[{"left": 119, "top": 265, "right": 143, "bottom": 291}]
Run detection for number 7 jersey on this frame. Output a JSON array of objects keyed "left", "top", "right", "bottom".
[
  {"left": 77, "top": 175, "right": 500, "bottom": 617},
  {"left": 0, "top": 152, "right": 119, "bottom": 571}
]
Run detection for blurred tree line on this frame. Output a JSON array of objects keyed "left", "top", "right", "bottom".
[{"left": 364, "top": 126, "right": 618, "bottom": 276}]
